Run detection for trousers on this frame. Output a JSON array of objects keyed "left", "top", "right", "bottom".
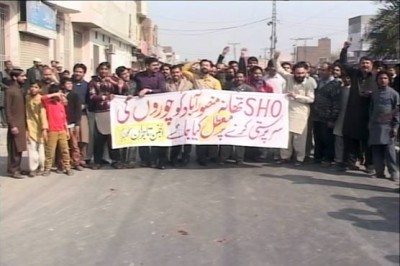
[
  {"left": 281, "top": 129, "right": 308, "bottom": 162},
  {"left": 27, "top": 138, "right": 45, "bottom": 172}
]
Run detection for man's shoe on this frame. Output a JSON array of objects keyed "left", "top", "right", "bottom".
[
  {"left": 42, "top": 170, "right": 51, "bottom": 176},
  {"left": 294, "top": 161, "right": 303, "bottom": 167},
  {"left": 389, "top": 173, "right": 399, "bottom": 182},
  {"left": 11, "top": 172, "right": 25, "bottom": 179},
  {"left": 55, "top": 169, "right": 64, "bottom": 174},
  {"left": 125, "top": 162, "right": 136, "bottom": 169},
  {"left": 157, "top": 164, "right": 166, "bottom": 170},
  {"left": 276, "top": 159, "right": 289, "bottom": 164},
  {"left": 375, "top": 173, "right": 387, "bottom": 179},
  {"left": 66, "top": 169, "right": 74, "bottom": 176},
  {"left": 365, "top": 167, "right": 376, "bottom": 176},
  {"left": 140, "top": 161, "right": 151, "bottom": 168},
  {"left": 91, "top": 164, "right": 102, "bottom": 170},
  {"left": 197, "top": 159, "right": 207, "bottom": 166},
  {"left": 111, "top": 162, "right": 124, "bottom": 169},
  {"left": 321, "top": 161, "right": 332, "bottom": 167},
  {"left": 236, "top": 160, "right": 244, "bottom": 166},
  {"left": 28, "top": 171, "right": 36, "bottom": 178},
  {"left": 75, "top": 165, "right": 84, "bottom": 171}
]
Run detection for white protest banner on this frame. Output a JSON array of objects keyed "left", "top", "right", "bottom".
[{"left": 110, "top": 90, "right": 289, "bottom": 149}]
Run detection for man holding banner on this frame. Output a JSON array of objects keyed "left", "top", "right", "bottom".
[
  {"left": 134, "top": 57, "right": 168, "bottom": 169},
  {"left": 192, "top": 59, "right": 223, "bottom": 166}
]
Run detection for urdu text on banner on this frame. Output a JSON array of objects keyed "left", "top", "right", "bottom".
[{"left": 110, "top": 90, "right": 289, "bottom": 149}]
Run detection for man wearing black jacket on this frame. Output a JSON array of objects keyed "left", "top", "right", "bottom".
[{"left": 339, "top": 41, "right": 376, "bottom": 174}]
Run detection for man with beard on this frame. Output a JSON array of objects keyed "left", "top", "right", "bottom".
[
  {"left": 161, "top": 64, "right": 172, "bottom": 81},
  {"left": 223, "top": 67, "right": 236, "bottom": 90},
  {"left": 193, "top": 59, "right": 222, "bottom": 166},
  {"left": 166, "top": 65, "right": 194, "bottom": 166},
  {"left": 115, "top": 66, "right": 138, "bottom": 168},
  {"left": 40, "top": 67, "right": 58, "bottom": 95},
  {"left": 134, "top": 57, "right": 168, "bottom": 169},
  {"left": 89, "top": 62, "right": 123, "bottom": 170},
  {"left": 72, "top": 63, "right": 91, "bottom": 167},
  {"left": 26, "top": 58, "right": 42, "bottom": 87},
  {"left": 340, "top": 41, "right": 376, "bottom": 174},
  {"left": 273, "top": 51, "right": 316, "bottom": 166},
  {"left": 4, "top": 68, "right": 27, "bottom": 178}
]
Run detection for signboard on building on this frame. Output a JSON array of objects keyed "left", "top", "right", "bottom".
[{"left": 26, "top": 0, "right": 57, "bottom": 31}]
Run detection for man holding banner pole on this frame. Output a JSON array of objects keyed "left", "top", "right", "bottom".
[{"left": 134, "top": 57, "right": 168, "bottom": 169}]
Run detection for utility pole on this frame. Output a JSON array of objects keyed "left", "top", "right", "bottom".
[
  {"left": 269, "top": 0, "right": 277, "bottom": 59},
  {"left": 290, "top": 37, "right": 313, "bottom": 62},
  {"left": 228, "top": 42, "right": 240, "bottom": 60},
  {"left": 261, "top": 47, "right": 269, "bottom": 67}
]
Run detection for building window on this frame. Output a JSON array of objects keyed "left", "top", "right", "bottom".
[
  {"left": 95, "top": 31, "right": 98, "bottom": 39},
  {"left": 102, "top": 34, "right": 105, "bottom": 42},
  {"left": 119, "top": 41, "right": 121, "bottom": 47},
  {"left": 108, "top": 37, "right": 111, "bottom": 43},
  {"left": 0, "top": 4, "right": 8, "bottom": 72}
]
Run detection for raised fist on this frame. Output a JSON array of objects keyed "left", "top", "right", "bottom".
[
  {"left": 240, "top": 48, "right": 248, "bottom": 57},
  {"left": 222, "top": 46, "right": 230, "bottom": 55},
  {"left": 344, "top": 41, "right": 351, "bottom": 48}
]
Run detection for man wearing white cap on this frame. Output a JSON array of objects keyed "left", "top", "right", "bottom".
[{"left": 26, "top": 58, "right": 43, "bottom": 86}]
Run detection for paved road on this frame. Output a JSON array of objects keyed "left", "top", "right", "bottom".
[{"left": 0, "top": 130, "right": 399, "bottom": 266}]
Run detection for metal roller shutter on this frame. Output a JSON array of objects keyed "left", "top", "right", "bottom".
[{"left": 19, "top": 33, "right": 49, "bottom": 70}]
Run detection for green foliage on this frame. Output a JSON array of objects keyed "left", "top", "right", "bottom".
[{"left": 368, "top": 0, "right": 400, "bottom": 58}]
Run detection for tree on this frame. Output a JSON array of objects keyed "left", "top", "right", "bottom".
[{"left": 368, "top": 0, "right": 400, "bottom": 59}]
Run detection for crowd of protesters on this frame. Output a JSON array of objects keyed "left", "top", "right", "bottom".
[{"left": 0, "top": 41, "right": 399, "bottom": 184}]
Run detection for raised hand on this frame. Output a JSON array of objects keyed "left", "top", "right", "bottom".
[
  {"left": 222, "top": 46, "right": 230, "bottom": 55},
  {"left": 240, "top": 48, "right": 248, "bottom": 57}
]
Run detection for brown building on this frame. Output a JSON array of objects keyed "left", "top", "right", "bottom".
[{"left": 296, "top": 38, "right": 331, "bottom": 66}]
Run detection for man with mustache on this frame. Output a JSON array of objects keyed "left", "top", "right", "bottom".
[
  {"left": 273, "top": 51, "right": 316, "bottom": 166},
  {"left": 193, "top": 59, "right": 222, "bottom": 166}
]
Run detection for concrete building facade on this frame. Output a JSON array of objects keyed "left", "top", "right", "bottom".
[
  {"left": 347, "top": 15, "right": 375, "bottom": 63},
  {"left": 0, "top": 0, "right": 173, "bottom": 74},
  {"left": 295, "top": 38, "right": 331, "bottom": 66},
  {"left": 0, "top": 0, "right": 79, "bottom": 72}
]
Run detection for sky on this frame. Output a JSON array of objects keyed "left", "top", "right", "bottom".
[{"left": 148, "top": 1, "right": 380, "bottom": 62}]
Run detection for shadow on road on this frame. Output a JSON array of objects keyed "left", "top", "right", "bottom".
[
  {"left": 265, "top": 162, "right": 371, "bottom": 178},
  {"left": 328, "top": 195, "right": 400, "bottom": 234},
  {"left": 385, "top": 255, "right": 400, "bottom": 264},
  {"left": 259, "top": 173, "right": 397, "bottom": 193}
]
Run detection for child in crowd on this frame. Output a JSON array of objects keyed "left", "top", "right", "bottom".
[
  {"left": 26, "top": 82, "right": 48, "bottom": 177},
  {"left": 41, "top": 84, "right": 73, "bottom": 176},
  {"left": 60, "top": 77, "right": 83, "bottom": 171}
]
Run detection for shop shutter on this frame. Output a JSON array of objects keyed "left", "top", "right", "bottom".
[{"left": 19, "top": 33, "right": 49, "bottom": 70}]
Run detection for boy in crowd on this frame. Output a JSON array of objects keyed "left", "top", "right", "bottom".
[
  {"left": 61, "top": 77, "right": 83, "bottom": 171},
  {"left": 26, "top": 82, "right": 48, "bottom": 177},
  {"left": 42, "top": 84, "right": 73, "bottom": 176}
]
